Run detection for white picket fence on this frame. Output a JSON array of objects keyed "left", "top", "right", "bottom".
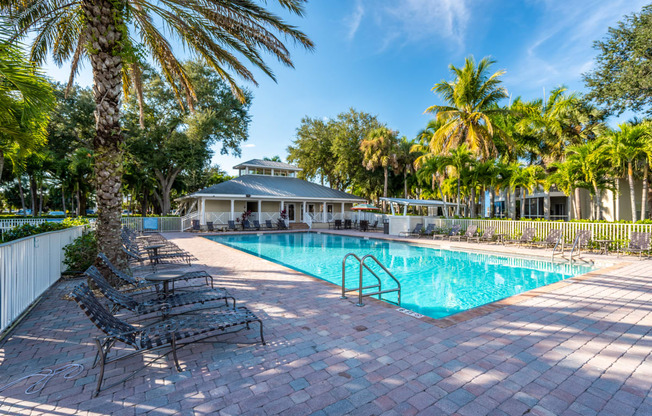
[
  {"left": 388, "top": 216, "right": 652, "bottom": 247},
  {"left": 0, "top": 226, "right": 85, "bottom": 333}
]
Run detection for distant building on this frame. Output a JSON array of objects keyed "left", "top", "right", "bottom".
[{"left": 177, "top": 159, "right": 365, "bottom": 230}]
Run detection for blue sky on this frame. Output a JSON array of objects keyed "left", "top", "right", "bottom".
[{"left": 45, "top": 0, "right": 648, "bottom": 175}]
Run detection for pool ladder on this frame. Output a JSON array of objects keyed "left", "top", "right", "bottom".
[{"left": 341, "top": 253, "right": 401, "bottom": 307}]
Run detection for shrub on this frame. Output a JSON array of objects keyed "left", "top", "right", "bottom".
[
  {"left": 0, "top": 217, "right": 90, "bottom": 244},
  {"left": 63, "top": 231, "right": 98, "bottom": 273}
]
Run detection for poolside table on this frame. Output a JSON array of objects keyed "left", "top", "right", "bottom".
[
  {"left": 144, "top": 244, "right": 166, "bottom": 264},
  {"left": 144, "top": 270, "right": 187, "bottom": 297},
  {"left": 594, "top": 239, "right": 614, "bottom": 255}
]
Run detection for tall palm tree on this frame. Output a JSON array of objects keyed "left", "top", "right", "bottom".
[
  {"left": 425, "top": 56, "right": 510, "bottom": 161},
  {"left": 508, "top": 164, "right": 544, "bottom": 219},
  {"left": 642, "top": 120, "right": 652, "bottom": 220},
  {"left": 413, "top": 154, "right": 449, "bottom": 218},
  {"left": 360, "top": 127, "right": 398, "bottom": 211},
  {"left": 546, "top": 161, "right": 583, "bottom": 220},
  {"left": 395, "top": 136, "right": 417, "bottom": 198},
  {"left": 566, "top": 140, "right": 612, "bottom": 220},
  {"left": 0, "top": 33, "right": 54, "bottom": 183},
  {"left": 3, "top": 0, "right": 313, "bottom": 267},
  {"left": 438, "top": 145, "right": 474, "bottom": 216},
  {"left": 607, "top": 123, "right": 648, "bottom": 221}
]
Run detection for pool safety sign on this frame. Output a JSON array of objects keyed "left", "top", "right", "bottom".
[{"left": 396, "top": 308, "right": 424, "bottom": 319}]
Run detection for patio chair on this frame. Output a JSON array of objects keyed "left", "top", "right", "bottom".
[
  {"left": 206, "top": 222, "right": 214, "bottom": 232},
  {"left": 191, "top": 220, "right": 200, "bottom": 232},
  {"left": 85, "top": 266, "right": 234, "bottom": 316},
  {"left": 359, "top": 220, "right": 369, "bottom": 232},
  {"left": 620, "top": 232, "right": 651, "bottom": 258},
  {"left": 399, "top": 223, "right": 423, "bottom": 238},
  {"left": 532, "top": 229, "right": 563, "bottom": 249},
  {"left": 70, "top": 284, "right": 264, "bottom": 397},
  {"left": 450, "top": 225, "right": 478, "bottom": 242},
  {"left": 242, "top": 220, "right": 253, "bottom": 231},
  {"left": 468, "top": 226, "right": 496, "bottom": 243},
  {"left": 265, "top": 220, "right": 274, "bottom": 229},
  {"left": 344, "top": 219, "right": 352, "bottom": 229},
  {"left": 505, "top": 228, "right": 536, "bottom": 246},
  {"left": 227, "top": 220, "right": 237, "bottom": 231},
  {"left": 98, "top": 253, "right": 213, "bottom": 291},
  {"left": 253, "top": 220, "right": 262, "bottom": 230},
  {"left": 334, "top": 219, "right": 343, "bottom": 230},
  {"left": 277, "top": 219, "right": 288, "bottom": 230},
  {"left": 569, "top": 230, "right": 592, "bottom": 260},
  {"left": 433, "top": 224, "right": 461, "bottom": 240},
  {"left": 418, "top": 224, "right": 436, "bottom": 238},
  {"left": 369, "top": 220, "right": 379, "bottom": 231}
]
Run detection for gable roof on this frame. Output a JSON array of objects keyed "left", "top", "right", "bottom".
[
  {"left": 190, "top": 175, "right": 365, "bottom": 201},
  {"left": 232, "top": 159, "right": 302, "bottom": 171}
]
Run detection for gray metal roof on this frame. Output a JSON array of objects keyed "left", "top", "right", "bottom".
[
  {"left": 193, "top": 175, "right": 365, "bottom": 200},
  {"left": 232, "top": 159, "right": 302, "bottom": 171}
]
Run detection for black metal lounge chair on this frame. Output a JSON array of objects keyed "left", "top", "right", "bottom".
[
  {"left": 277, "top": 219, "right": 288, "bottom": 230},
  {"left": 206, "top": 222, "right": 214, "bottom": 232},
  {"left": 265, "top": 220, "right": 274, "bottom": 229},
  {"left": 85, "top": 266, "right": 234, "bottom": 316},
  {"left": 191, "top": 220, "right": 200, "bottom": 232},
  {"left": 468, "top": 226, "right": 496, "bottom": 243},
  {"left": 620, "top": 232, "right": 651, "bottom": 258},
  {"left": 344, "top": 219, "right": 352, "bottom": 229},
  {"left": 505, "top": 228, "right": 536, "bottom": 246},
  {"left": 359, "top": 220, "right": 369, "bottom": 232},
  {"left": 334, "top": 219, "right": 343, "bottom": 230},
  {"left": 418, "top": 224, "right": 436, "bottom": 238},
  {"left": 70, "top": 284, "right": 264, "bottom": 397},
  {"left": 399, "top": 223, "right": 423, "bottom": 237},
  {"left": 369, "top": 220, "right": 379, "bottom": 231},
  {"left": 227, "top": 220, "right": 237, "bottom": 231},
  {"left": 451, "top": 225, "right": 478, "bottom": 242},
  {"left": 253, "top": 220, "right": 262, "bottom": 230},
  {"left": 98, "top": 253, "right": 213, "bottom": 290},
  {"left": 433, "top": 224, "right": 461, "bottom": 240},
  {"left": 532, "top": 229, "right": 563, "bottom": 249}
]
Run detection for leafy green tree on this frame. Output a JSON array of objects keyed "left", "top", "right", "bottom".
[
  {"left": 566, "top": 140, "right": 613, "bottom": 220},
  {"left": 287, "top": 117, "right": 335, "bottom": 186},
  {"left": 360, "top": 127, "right": 398, "bottom": 210},
  {"left": 584, "top": 5, "right": 652, "bottom": 115},
  {"left": 425, "top": 56, "right": 510, "bottom": 161},
  {"left": 395, "top": 136, "right": 418, "bottom": 198},
  {"left": 3, "top": 0, "right": 313, "bottom": 266},
  {"left": 507, "top": 164, "right": 544, "bottom": 219},
  {"left": 0, "top": 34, "right": 54, "bottom": 183},
  {"left": 607, "top": 123, "right": 648, "bottom": 221},
  {"left": 264, "top": 156, "right": 282, "bottom": 162},
  {"left": 123, "top": 62, "right": 252, "bottom": 215},
  {"left": 546, "top": 161, "right": 583, "bottom": 219},
  {"left": 438, "top": 145, "right": 474, "bottom": 216}
]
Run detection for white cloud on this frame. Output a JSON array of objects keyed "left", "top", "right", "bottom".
[
  {"left": 243, "top": 143, "right": 256, "bottom": 148},
  {"left": 343, "top": 0, "right": 470, "bottom": 48}
]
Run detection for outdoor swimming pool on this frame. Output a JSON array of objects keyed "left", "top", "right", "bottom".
[{"left": 205, "top": 232, "right": 597, "bottom": 319}]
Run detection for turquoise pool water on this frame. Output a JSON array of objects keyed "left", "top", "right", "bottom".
[{"left": 205, "top": 232, "right": 596, "bottom": 319}]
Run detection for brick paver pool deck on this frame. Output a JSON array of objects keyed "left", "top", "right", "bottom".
[{"left": 1, "top": 231, "right": 651, "bottom": 415}]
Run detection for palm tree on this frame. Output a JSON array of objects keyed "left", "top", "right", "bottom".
[
  {"left": 395, "top": 136, "right": 418, "bottom": 198},
  {"left": 360, "top": 127, "right": 398, "bottom": 211},
  {"left": 566, "top": 140, "right": 612, "bottom": 220},
  {"left": 3, "top": 0, "right": 313, "bottom": 267},
  {"left": 425, "top": 56, "right": 510, "bottom": 161},
  {"left": 546, "top": 161, "right": 583, "bottom": 220},
  {"left": 607, "top": 123, "right": 648, "bottom": 221},
  {"left": 414, "top": 154, "right": 449, "bottom": 218},
  {"left": 508, "top": 165, "right": 544, "bottom": 219},
  {"left": 438, "top": 145, "right": 474, "bottom": 216},
  {"left": 0, "top": 34, "right": 54, "bottom": 183},
  {"left": 642, "top": 121, "right": 652, "bottom": 220}
]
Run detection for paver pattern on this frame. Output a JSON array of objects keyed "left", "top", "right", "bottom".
[{"left": 0, "top": 231, "right": 651, "bottom": 415}]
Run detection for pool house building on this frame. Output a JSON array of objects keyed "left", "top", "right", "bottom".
[{"left": 177, "top": 159, "right": 366, "bottom": 230}]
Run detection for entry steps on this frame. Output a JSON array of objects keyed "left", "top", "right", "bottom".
[{"left": 340, "top": 253, "right": 401, "bottom": 307}]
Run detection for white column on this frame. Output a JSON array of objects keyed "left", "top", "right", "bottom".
[
  {"left": 322, "top": 202, "right": 327, "bottom": 222},
  {"left": 544, "top": 194, "right": 550, "bottom": 220},
  {"left": 403, "top": 204, "right": 408, "bottom": 216},
  {"left": 391, "top": 203, "right": 395, "bottom": 216},
  {"left": 258, "top": 200, "right": 262, "bottom": 222},
  {"left": 230, "top": 199, "right": 235, "bottom": 221},
  {"left": 341, "top": 202, "right": 345, "bottom": 219},
  {"left": 201, "top": 198, "right": 206, "bottom": 225}
]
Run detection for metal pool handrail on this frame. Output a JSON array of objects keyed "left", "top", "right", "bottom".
[{"left": 341, "top": 253, "right": 401, "bottom": 307}]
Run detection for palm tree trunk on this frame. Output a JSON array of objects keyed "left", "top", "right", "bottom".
[
  {"left": 61, "top": 184, "right": 66, "bottom": 213},
  {"left": 437, "top": 184, "right": 449, "bottom": 218},
  {"left": 83, "top": 0, "right": 127, "bottom": 273},
  {"left": 641, "top": 159, "right": 649, "bottom": 220},
  {"left": 0, "top": 150, "right": 4, "bottom": 183},
  {"left": 470, "top": 187, "right": 476, "bottom": 218},
  {"left": 628, "top": 161, "right": 637, "bottom": 222},
  {"left": 456, "top": 177, "right": 461, "bottom": 216},
  {"left": 17, "top": 176, "right": 26, "bottom": 213},
  {"left": 505, "top": 188, "right": 511, "bottom": 219},
  {"left": 403, "top": 171, "right": 408, "bottom": 198},
  {"left": 574, "top": 188, "right": 581, "bottom": 219},
  {"left": 383, "top": 166, "right": 388, "bottom": 213},
  {"left": 489, "top": 188, "right": 495, "bottom": 218},
  {"left": 520, "top": 187, "right": 526, "bottom": 220},
  {"left": 29, "top": 174, "right": 37, "bottom": 217}
]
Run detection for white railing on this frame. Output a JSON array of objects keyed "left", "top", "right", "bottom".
[
  {"left": 122, "top": 217, "right": 182, "bottom": 232},
  {"left": 0, "top": 226, "right": 85, "bottom": 333},
  {"left": 0, "top": 218, "right": 50, "bottom": 231},
  {"left": 305, "top": 213, "right": 313, "bottom": 229},
  {"left": 387, "top": 216, "right": 652, "bottom": 246},
  {"left": 206, "top": 212, "right": 229, "bottom": 225}
]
